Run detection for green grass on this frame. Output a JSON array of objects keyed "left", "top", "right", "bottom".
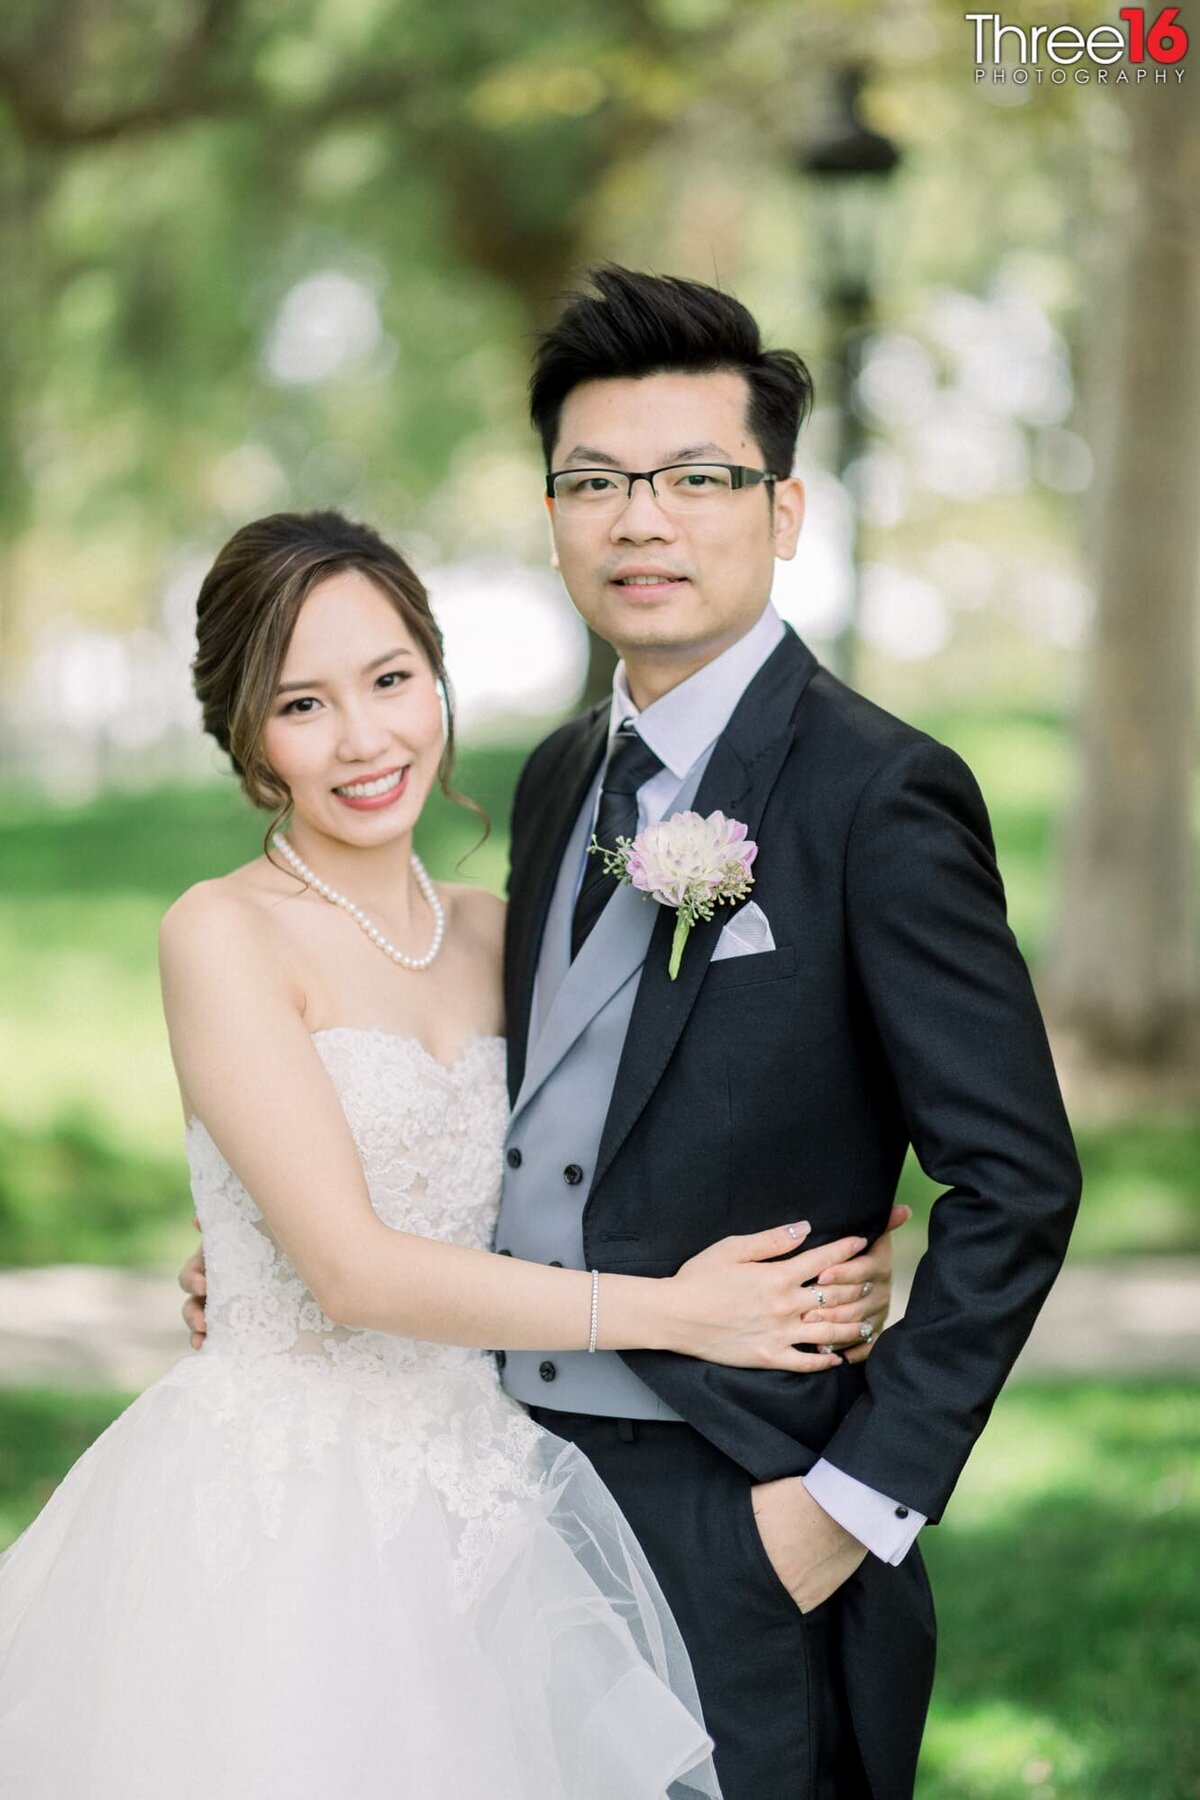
[
  {"left": 918, "top": 1383, "right": 1200, "bottom": 1800},
  {"left": 0, "top": 1388, "right": 134, "bottom": 1549},
  {"left": 1, "top": 1382, "right": 1195, "bottom": 1798},
  {"left": 0, "top": 712, "right": 1196, "bottom": 1267}
]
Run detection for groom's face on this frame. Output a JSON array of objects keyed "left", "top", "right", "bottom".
[{"left": 545, "top": 369, "right": 804, "bottom": 670}]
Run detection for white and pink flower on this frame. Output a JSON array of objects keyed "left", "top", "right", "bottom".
[{"left": 589, "top": 809, "right": 758, "bottom": 979}]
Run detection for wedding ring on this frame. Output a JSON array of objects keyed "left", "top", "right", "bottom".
[
  {"left": 860, "top": 1282, "right": 873, "bottom": 1298},
  {"left": 820, "top": 1344, "right": 835, "bottom": 1355},
  {"left": 815, "top": 1288, "right": 827, "bottom": 1307},
  {"left": 860, "top": 1323, "right": 874, "bottom": 1343}
]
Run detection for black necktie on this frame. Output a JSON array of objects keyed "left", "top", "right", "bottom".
[{"left": 570, "top": 721, "right": 664, "bottom": 959}]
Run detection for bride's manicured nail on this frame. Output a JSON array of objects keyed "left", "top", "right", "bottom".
[{"left": 787, "top": 1222, "right": 811, "bottom": 1240}]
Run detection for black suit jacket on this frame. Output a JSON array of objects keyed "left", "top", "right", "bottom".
[{"left": 504, "top": 626, "right": 1081, "bottom": 1524}]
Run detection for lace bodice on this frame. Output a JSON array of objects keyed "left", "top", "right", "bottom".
[
  {"left": 185, "top": 1029, "right": 511, "bottom": 1376},
  {"left": 175, "top": 1030, "right": 557, "bottom": 1607}
]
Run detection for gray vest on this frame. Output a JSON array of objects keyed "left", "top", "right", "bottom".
[{"left": 496, "top": 760, "right": 706, "bottom": 1418}]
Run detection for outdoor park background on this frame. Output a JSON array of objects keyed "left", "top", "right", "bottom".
[{"left": 0, "top": 3, "right": 1197, "bottom": 1795}]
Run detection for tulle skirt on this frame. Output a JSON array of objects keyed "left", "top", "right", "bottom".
[{"left": 0, "top": 1348, "right": 720, "bottom": 1799}]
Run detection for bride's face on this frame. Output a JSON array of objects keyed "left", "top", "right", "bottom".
[{"left": 261, "top": 569, "right": 444, "bottom": 849}]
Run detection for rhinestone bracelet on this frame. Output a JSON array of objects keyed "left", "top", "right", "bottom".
[{"left": 587, "top": 1269, "right": 600, "bottom": 1354}]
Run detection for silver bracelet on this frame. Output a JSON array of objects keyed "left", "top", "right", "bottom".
[{"left": 587, "top": 1268, "right": 600, "bottom": 1354}]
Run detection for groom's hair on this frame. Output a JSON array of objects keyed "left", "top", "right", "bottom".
[{"left": 529, "top": 266, "right": 814, "bottom": 478}]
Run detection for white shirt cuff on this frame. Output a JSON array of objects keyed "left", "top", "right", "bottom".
[{"left": 802, "top": 1458, "right": 926, "bottom": 1565}]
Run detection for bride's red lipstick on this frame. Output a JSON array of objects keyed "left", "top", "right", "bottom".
[{"left": 331, "top": 766, "right": 409, "bottom": 812}]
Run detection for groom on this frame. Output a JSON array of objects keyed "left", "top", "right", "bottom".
[{"left": 494, "top": 267, "right": 1080, "bottom": 1799}]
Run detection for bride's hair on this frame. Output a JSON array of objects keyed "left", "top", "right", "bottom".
[{"left": 192, "top": 510, "right": 485, "bottom": 844}]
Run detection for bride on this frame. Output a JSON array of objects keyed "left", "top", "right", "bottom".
[{"left": 0, "top": 510, "right": 891, "bottom": 1798}]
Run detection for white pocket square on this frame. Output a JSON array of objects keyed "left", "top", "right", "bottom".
[{"left": 710, "top": 900, "right": 777, "bottom": 962}]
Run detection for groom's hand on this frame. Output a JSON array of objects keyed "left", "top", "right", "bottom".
[
  {"left": 749, "top": 1475, "right": 868, "bottom": 1613},
  {"left": 179, "top": 1218, "right": 208, "bottom": 1350}
]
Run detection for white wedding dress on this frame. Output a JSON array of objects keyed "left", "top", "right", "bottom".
[{"left": 0, "top": 1029, "right": 720, "bottom": 1799}]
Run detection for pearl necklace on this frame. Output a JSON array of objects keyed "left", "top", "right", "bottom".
[{"left": 271, "top": 832, "right": 445, "bottom": 971}]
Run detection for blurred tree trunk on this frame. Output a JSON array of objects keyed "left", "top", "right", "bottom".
[
  {"left": 423, "top": 141, "right": 618, "bottom": 705},
  {"left": 1045, "top": 88, "right": 1200, "bottom": 1070}
]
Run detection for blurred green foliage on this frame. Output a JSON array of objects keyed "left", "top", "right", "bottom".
[
  {"left": 919, "top": 1381, "right": 1200, "bottom": 1800},
  {"left": 2, "top": 1380, "right": 1195, "bottom": 1796},
  {"left": 0, "top": 1388, "right": 130, "bottom": 1551},
  {"left": 0, "top": 0, "right": 1116, "bottom": 694},
  {"left": 1, "top": 715, "right": 1196, "bottom": 1267}
]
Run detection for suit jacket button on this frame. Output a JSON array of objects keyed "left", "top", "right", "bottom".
[
  {"left": 549, "top": 1259, "right": 563, "bottom": 1267},
  {"left": 563, "top": 1164, "right": 584, "bottom": 1186},
  {"left": 495, "top": 1351, "right": 506, "bottom": 1370},
  {"left": 894, "top": 1505, "right": 909, "bottom": 1519},
  {"left": 506, "top": 1148, "right": 522, "bottom": 1169},
  {"left": 539, "top": 1360, "right": 557, "bottom": 1382},
  {"left": 497, "top": 1248, "right": 513, "bottom": 1257}
]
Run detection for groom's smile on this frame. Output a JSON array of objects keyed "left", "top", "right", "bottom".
[
  {"left": 608, "top": 564, "right": 692, "bottom": 600},
  {"left": 545, "top": 368, "right": 805, "bottom": 697}
]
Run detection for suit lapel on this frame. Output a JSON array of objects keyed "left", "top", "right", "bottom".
[
  {"left": 591, "top": 629, "right": 819, "bottom": 1192},
  {"left": 510, "top": 880, "right": 658, "bottom": 1126},
  {"left": 510, "top": 752, "right": 710, "bottom": 1126},
  {"left": 505, "top": 706, "right": 607, "bottom": 1101}
]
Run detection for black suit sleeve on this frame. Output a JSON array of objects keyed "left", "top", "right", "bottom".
[{"left": 820, "top": 739, "right": 1081, "bottom": 1520}]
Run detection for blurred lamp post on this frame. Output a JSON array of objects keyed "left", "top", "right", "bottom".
[{"left": 801, "top": 68, "right": 901, "bottom": 684}]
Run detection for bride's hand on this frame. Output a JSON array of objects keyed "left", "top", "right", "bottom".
[
  {"left": 791, "top": 1202, "right": 913, "bottom": 1368},
  {"left": 802, "top": 1202, "right": 912, "bottom": 1365},
  {"left": 666, "top": 1224, "right": 877, "bottom": 1371}
]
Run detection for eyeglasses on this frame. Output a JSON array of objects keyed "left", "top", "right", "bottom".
[{"left": 546, "top": 463, "right": 777, "bottom": 516}]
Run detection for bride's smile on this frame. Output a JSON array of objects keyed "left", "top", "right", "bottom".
[{"left": 262, "top": 566, "right": 445, "bottom": 870}]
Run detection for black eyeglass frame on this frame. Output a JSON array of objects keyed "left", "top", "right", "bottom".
[{"left": 545, "top": 463, "right": 779, "bottom": 502}]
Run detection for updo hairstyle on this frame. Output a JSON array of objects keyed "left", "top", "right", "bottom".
[{"left": 192, "top": 510, "right": 466, "bottom": 833}]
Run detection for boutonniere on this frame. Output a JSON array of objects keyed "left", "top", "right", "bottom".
[{"left": 589, "top": 810, "right": 758, "bottom": 979}]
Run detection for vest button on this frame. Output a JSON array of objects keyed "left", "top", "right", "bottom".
[
  {"left": 495, "top": 1351, "right": 507, "bottom": 1370},
  {"left": 539, "top": 1360, "right": 557, "bottom": 1382},
  {"left": 563, "top": 1164, "right": 584, "bottom": 1186},
  {"left": 506, "top": 1148, "right": 522, "bottom": 1169},
  {"left": 549, "top": 1260, "right": 563, "bottom": 1268},
  {"left": 894, "top": 1505, "right": 909, "bottom": 1519}
]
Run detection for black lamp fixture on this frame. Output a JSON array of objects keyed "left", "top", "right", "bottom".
[
  {"left": 801, "top": 65, "right": 901, "bottom": 319},
  {"left": 799, "top": 66, "right": 902, "bottom": 682}
]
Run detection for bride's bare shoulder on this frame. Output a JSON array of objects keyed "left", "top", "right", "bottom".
[
  {"left": 440, "top": 882, "right": 505, "bottom": 947},
  {"left": 159, "top": 860, "right": 291, "bottom": 967}
]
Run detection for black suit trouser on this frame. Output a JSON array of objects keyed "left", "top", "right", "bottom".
[{"left": 529, "top": 1407, "right": 875, "bottom": 1800}]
